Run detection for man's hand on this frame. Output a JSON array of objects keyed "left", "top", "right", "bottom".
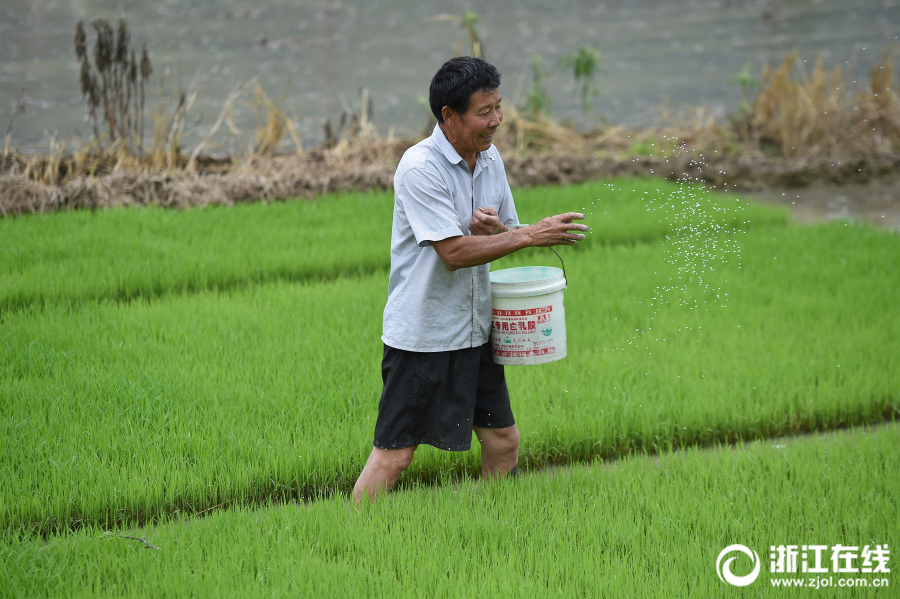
[
  {"left": 469, "top": 206, "right": 504, "bottom": 236},
  {"left": 433, "top": 211, "right": 588, "bottom": 271},
  {"left": 525, "top": 213, "right": 588, "bottom": 247}
]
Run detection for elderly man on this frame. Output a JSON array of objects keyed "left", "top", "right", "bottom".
[{"left": 353, "top": 56, "right": 587, "bottom": 502}]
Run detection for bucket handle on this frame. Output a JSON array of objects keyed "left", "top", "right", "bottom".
[
  {"left": 509, "top": 224, "right": 568, "bottom": 284},
  {"left": 548, "top": 246, "right": 567, "bottom": 285}
]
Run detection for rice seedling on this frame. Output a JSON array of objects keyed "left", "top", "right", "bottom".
[
  {"left": 2, "top": 424, "right": 896, "bottom": 598},
  {"left": 0, "top": 179, "right": 787, "bottom": 312},
  {"left": 0, "top": 190, "right": 393, "bottom": 312},
  {"left": 1, "top": 200, "right": 896, "bottom": 534}
]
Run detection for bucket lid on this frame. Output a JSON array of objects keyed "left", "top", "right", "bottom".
[{"left": 490, "top": 266, "right": 566, "bottom": 298}]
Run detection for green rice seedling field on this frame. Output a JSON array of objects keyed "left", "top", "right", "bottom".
[
  {"left": 2, "top": 425, "right": 896, "bottom": 598},
  {"left": 0, "top": 179, "right": 785, "bottom": 311},
  {"left": 2, "top": 178, "right": 897, "bottom": 594}
]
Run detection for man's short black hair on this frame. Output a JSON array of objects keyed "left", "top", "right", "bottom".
[{"left": 429, "top": 57, "right": 501, "bottom": 123}]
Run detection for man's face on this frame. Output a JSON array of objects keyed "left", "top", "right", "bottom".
[{"left": 444, "top": 88, "right": 503, "bottom": 155}]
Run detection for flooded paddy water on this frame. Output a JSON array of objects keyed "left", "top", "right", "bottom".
[
  {"left": 2, "top": 0, "right": 897, "bottom": 148},
  {"left": 739, "top": 179, "right": 900, "bottom": 231},
  {"left": 1, "top": 0, "right": 899, "bottom": 225}
]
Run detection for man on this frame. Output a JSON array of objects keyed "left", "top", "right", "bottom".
[{"left": 353, "top": 56, "right": 587, "bottom": 502}]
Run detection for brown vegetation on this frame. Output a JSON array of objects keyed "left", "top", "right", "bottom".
[{"left": 1, "top": 52, "right": 898, "bottom": 218}]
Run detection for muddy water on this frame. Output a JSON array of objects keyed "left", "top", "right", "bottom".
[
  {"left": 739, "top": 179, "right": 900, "bottom": 232},
  {"left": 1, "top": 0, "right": 898, "bottom": 152}
]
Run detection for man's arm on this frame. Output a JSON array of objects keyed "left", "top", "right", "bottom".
[{"left": 434, "top": 212, "right": 587, "bottom": 271}]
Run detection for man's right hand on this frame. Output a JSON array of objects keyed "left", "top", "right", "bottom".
[{"left": 526, "top": 212, "right": 588, "bottom": 247}]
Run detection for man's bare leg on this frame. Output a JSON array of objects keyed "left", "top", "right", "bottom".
[
  {"left": 473, "top": 425, "right": 520, "bottom": 480},
  {"left": 352, "top": 445, "right": 417, "bottom": 503}
]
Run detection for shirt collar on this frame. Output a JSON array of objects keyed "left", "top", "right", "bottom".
[
  {"left": 432, "top": 123, "right": 465, "bottom": 165},
  {"left": 431, "top": 123, "right": 495, "bottom": 170}
]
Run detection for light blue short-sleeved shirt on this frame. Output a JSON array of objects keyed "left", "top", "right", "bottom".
[{"left": 382, "top": 124, "right": 519, "bottom": 352}]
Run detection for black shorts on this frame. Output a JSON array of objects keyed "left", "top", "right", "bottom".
[{"left": 373, "top": 343, "right": 515, "bottom": 451}]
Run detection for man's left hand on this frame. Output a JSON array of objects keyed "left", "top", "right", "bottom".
[{"left": 469, "top": 207, "right": 505, "bottom": 236}]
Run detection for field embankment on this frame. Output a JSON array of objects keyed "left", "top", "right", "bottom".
[{"left": 4, "top": 142, "right": 898, "bottom": 217}]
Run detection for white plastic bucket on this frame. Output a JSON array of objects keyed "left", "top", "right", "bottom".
[{"left": 489, "top": 266, "right": 567, "bottom": 365}]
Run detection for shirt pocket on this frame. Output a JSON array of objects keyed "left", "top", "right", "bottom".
[{"left": 480, "top": 194, "right": 503, "bottom": 212}]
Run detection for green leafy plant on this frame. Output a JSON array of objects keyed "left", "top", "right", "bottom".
[
  {"left": 460, "top": 10, "right": 483, "bottom": 57},
  {"left": 729, "top": 63, "right": 761, "bottom": 143},
  {"left": 521, "top": 54, "right": 552, "bottom": 119},
  {"left": 430, "top": 10, "right": 485, "bottom": 58},
  {"left": 559, "top": 46, "right": 602, "bottom": 114},
  {"left": 729, "top": 62, "right": 760, "bottom": 116}
]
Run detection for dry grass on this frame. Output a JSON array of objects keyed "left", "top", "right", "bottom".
[
  {"left": 0, "top": 140, "right": 405, "bottom": 217},
  {"left": 748, "top": 53, "right": 900, "bottom": 157},
  {"left": 492, "top": 51, "right": 900, "bottom": 161},
  {"left": 1, "top": 53, "right": 898, "bottom": 217}
]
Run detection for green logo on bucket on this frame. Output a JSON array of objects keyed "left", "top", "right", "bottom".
[{"left": 542, "top": 327, "right": 552, "bottom": 336}]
